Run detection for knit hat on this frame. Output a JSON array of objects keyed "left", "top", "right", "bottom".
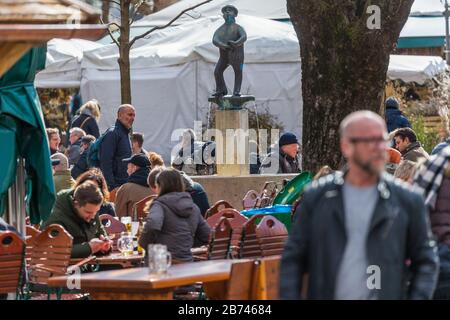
[
  {"left": 385, "top": 97, "right": 400, "bottom": 109},
  {"left": 279, "top": 132, "right": 298, "bottom": 147},
  {"left": 122, "top": 154, "right": 150, "bottom": 168}
]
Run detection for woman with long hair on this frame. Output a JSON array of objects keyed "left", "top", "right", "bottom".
[
  {"left": 74, "top": 168, "right": 116, "bottom": 216},
  {"left": 71, "top": 99, "right": 101, "bottom": 138}
]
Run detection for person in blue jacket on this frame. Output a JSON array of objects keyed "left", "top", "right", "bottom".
[
  {"left": 385, "top": 96, "right": 411, "bottom": 133},
  {"left": 99, "top": 104, "right": 135, "bottom": 191}
]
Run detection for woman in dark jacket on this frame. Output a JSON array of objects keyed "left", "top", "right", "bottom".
[
  {"left": 74, "top": 168, "right": 116, "bottom": 217},
  {"left": 71, "top": 100, "right": 101, "bottom": 138},
  {"left": 138, "top": 168, "right": 211, "bottom": 263}
]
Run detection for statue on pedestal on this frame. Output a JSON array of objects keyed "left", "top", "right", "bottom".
[{"left": 212, "top": 5, "right": 247, "bottom": 97}]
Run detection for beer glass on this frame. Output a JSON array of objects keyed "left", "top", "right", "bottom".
[
  {"left": 120, "top": 216, "right": 132, "bottom": 233},
  {"left": 148, "top": 244, "right": 172, "bottom": 275},
  {"left": 117, "top": 232, "right": 134, "bottom": 256}
]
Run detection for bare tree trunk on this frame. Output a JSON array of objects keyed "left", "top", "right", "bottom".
[
  {"left": 102, "top": 0, "right": 110, "bottom": 24},
  {"left": 119, "top": 0, "right": 132, "bottom": 104},
  {"left": 287, "top": 0, "right": 414, "bottom": 172}
]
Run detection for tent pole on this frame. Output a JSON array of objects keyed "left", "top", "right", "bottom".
[
  {"left": 15, "top": 157, "right": 26, "bottom": 235},
  {"left": 445, "top": 0, "right": 450, "bottom": 65}
]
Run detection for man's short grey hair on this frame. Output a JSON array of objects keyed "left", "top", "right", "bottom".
[
  {"left": 51, "top": 152, "right": 69, "bottom": 172},
  {"left": 339, "top": 110, "right": 386, "bottom": 138},
  {"left": 117, "top": 104, "right": 135, "bottom": 115},
  {"left": 69, "top": 127, "right": 86, "bottom": 138}
]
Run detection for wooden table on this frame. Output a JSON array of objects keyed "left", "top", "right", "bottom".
[
  {"left": 48, "top": 259, "right": 238, "bottom": 300},
  {"left": 70, "top": 252, "right": 145, "bottom": 269}
]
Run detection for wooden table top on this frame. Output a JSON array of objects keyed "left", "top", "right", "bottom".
[{"left": 49, "top": 259, "right": 241, "bottom": 292}]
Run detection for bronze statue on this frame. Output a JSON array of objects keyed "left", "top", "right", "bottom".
[{"left": 212, "top": 5, "right": 247, "bottom": 97}]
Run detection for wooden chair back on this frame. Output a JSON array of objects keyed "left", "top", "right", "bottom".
[
  {"left": 238, "top": 214, "right": 265, "bottom": 259},
  {"left": 132, "top": 195, "right": 156, "bottom": 221},
  {"left": 242, "top": 190, "right": 259, "bottom": 210},
  {"left": 252, "top": 255, "right": 281, "bottom": 300},
  {"left": 205, "top": 200, "right": 234, "bottom": 219},
  {"left": 225, "top": 259, "right": 257, "bottom": 299},
  {"left": 0, "top": 231, "right": 25, "bottom": 294},
  {"left": 25, "top": 225, "right": 41, "bottom": 269},
  {"left": 207, "top": 208, "right": 248, "bottom": 256},
  {"left": 207, "top": 217, "right": 232, "bottom": 260},
  {"left": 99, "top": 214, "right": 127, "bottom": 252},
  {"left": 29, "top": 224, "right": 73, "bottom": 286},
  {"left": 256, "top": 216, "right": 288, "bottom": 257}
]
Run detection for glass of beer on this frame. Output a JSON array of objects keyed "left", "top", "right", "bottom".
[
  {"left": 121, "top": 216, "right": 132, "bottom": 233},
  {"left": 117, "top": 232, "right": 134, "bottom": 257},
  {"left": 148, "top": 244, "right": 172, "bottom": 275}
]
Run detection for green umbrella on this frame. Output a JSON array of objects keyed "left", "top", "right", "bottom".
[{"left": 0, "top": 45, "right": 56, "bottom": 225}]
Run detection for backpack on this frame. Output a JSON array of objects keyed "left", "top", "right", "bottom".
[{"left": 87, "top": 127, "right": 113, "bottom": 168}]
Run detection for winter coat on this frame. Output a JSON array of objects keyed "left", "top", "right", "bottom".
[
  {"left": 99, "top": 120, "right": 132, "bottom": 191},
  {"left": 180, "top": 171, "right": 210, "bottom": 217},
  {"left": 114, "top": 166, "right": 153, "bottom": 218},
  {"left": 259, "top": 147, "right": 301, "bottom": 174},
  {"left": 280, "top": 172, "right": 439, "bottom": 300},
  {"left": 431, "top": 139, "right": 450, "bottom": 156},
  {"left": 138, "top": 192, "right": 211, "bottom": 262},
  {"left": 42, "top": 189, "right": 108, "bottom": 258},
  {"left": 71, "top": 111, "right": 99, "bottom": 138},
  {"left": 402, "top": 141, "right": 429, "bottom": 163},
  {"left": 71, "top": 149, "right": 89, "bottom": 180},
  {"left": 53, "top": 170, "right": 75, "bottom": 193},
  {"left": 385, "top": 108, "right": 411, "bottom": 133},
  {"left": 67, "top": 138, "right": 82, "bottom": 166}
]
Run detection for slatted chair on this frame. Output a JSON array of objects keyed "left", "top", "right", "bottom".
[
  {"left": 25, "top": 225, "right": 40, "bottom": 269},
  {"left": 252, "top": 255, "right": 281, "bottom": 300},
  {"left": 242, "top": 190, "right": 260, "bottom": 210},
  {"left": 99, "top": 214, "right": 127, "bottom": 253},
  {"left": 206, "top": 208, "right": 248, "bottom": 258},
  {"left": 132, "top": 195, "right": 156, "bottom": 221},
  {"left": 28, "top": 224, "right": 94, "bottom": 300},
  {"left": 255, "top": 216, "right": 288, "bottom": 257},
  {"left": 193, "top": 217, "right": 233, "bottom": 261},
  {"left": 204, "top": 200, "right": 234, "bottom": 219},
  {"left": 0, "top": 232, "right": 25, "bottom": 297},
  {"left": 202, "top": 259, "right": 257, "bottom": 300},
  {"left": 238, "top": 214, "right": 265, "bottom": 259}
]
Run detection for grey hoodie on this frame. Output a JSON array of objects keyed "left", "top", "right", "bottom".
[{"left": 138, "top": 192, "right": 211, "bottom": 262}]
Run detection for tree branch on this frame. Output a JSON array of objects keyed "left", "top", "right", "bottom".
[
  {"left": 100, "top": 17, "right": 120, "bottom": 47},
  {"left": 129, "top": 0, "right": 212, "bottom": 47}
]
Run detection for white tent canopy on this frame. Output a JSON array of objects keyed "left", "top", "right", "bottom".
[
  {"left": 135, "top": 0, "right": 289, "bottom": 28},
  {"left": 410, "top": 0, "right": 445, "bottom": 16},
  {"left": 387, "top": 55, "right": 448, "bottom": 84},
  {"left": 400, "top": 16, "right": 446, "bottom": 38}
]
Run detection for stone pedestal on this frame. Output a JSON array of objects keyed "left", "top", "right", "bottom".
[{"left": 215, "top": 109, "right": 249, "bottom": 176}]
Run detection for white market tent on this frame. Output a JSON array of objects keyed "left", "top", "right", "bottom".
[
  {"left": 410, "top": 0, "right": 444, "bottom": 16},
  {"left": 135, "top": 0, "right": 289, "bottom": 27},
  {"left": 388, "top": 55, "right": 448, "bottom": 84}
]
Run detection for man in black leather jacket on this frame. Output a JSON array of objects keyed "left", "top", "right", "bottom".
[{"left": 280, "top": 111, "right": 439, "bottom": 300}]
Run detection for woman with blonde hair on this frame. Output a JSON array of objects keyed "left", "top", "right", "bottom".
[{"left": 71, "top": 99, "right": 101, "bottom": 138}]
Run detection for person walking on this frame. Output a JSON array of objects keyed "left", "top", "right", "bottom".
[{"left": 280, "top": 110, "right": 439, "bottom": 300}]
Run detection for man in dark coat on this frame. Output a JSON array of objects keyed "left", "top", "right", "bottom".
[
  {"left": 99, "top": 104, "right": 135, "bottom": 191},
  {"left": 385, "top": 97, "right": 411, "bottom": 133},
  {"left": 280, "top": 111, "right": 438, "bottom": 300},
  {"left": 259, "top": 132, "right": 302, "bottom": 174}
]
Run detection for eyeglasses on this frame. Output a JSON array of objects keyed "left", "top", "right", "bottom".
[{"left": 348, "top": 136, "right": 389, "bottom": 144}]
